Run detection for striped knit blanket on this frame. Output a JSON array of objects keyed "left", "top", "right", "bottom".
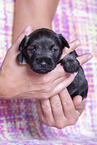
[{"left": 0, "top": 0, "right": 97, "bottom": 144}]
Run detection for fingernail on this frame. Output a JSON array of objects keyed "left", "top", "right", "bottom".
[
  {"left": 24, "top": 25, "right": 32, "bottom": 35},
  {"left": 76, "top": 40, "right": 81, "bottom": 46}
]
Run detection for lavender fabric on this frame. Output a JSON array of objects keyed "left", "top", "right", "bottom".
[{"left": 0, "top": 0, "right": 97, "bottom": 144}]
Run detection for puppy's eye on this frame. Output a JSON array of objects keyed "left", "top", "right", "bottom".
[
  {"left": 31, "top": 48, "right": 35, "bottom": 53},
  {"left": 27, "top": 46, "right": 36, "bottom": 53},
  {"left": 50, "top": 45, "right": 58, "bottom": 52}
]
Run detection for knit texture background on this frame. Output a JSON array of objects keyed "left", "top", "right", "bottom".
[{"left": 0, "top": 0, "right": 97, "bottom": 144}]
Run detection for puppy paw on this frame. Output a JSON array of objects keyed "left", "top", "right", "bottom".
[{"left": 61, "top": 54, "right": 80, "bottom": 73}]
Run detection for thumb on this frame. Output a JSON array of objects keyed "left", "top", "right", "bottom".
[
  {"left": 73, "top": 95, "right": 85, "bottom": 116},
  {"left": 10, "top": 25, "right": 32, "bottom": 53},
  {"left": 73, "top": 95, "right": 82, "bottom": 107}
]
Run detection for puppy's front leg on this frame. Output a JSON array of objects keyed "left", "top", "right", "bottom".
[{"left": 61, "top": 53, "right": 80, "bottom": 73}]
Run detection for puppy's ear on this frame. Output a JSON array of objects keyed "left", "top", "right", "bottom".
[
  {"left": 59, "top": 34, "right": 70, "bottom": 48},
  {"left": 19, "top": 35, "right": 30, "bottom": 51},
  {"left": 17, "top": 52, "right": 27, "bottom": 64}
]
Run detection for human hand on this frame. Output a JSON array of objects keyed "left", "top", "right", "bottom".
[
  {"left": 36, "top": 40, "right": 92, "bottom": 128},
  {"left": 0, "top": 26, "right": 85, "bottom": 100},
  {"left": 36, "top": 89, "right": 85, "bottom": 128}
]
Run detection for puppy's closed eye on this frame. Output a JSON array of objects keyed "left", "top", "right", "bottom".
[
  {"left": 50, "top": 45, "right": 59, "bottom": 52},
  {"left": 27, "top": 46, "right": 36, "bottom": 53}
]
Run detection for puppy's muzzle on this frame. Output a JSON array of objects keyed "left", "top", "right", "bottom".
[
  {"left": 31, "top": 57, "right": 56, "bottom": 74},
  {"left": 36, "top": 57, "right": 52, "bottom": 67}
]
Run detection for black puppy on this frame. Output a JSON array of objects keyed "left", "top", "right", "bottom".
[{"left": 17, "top": 28, "right": 88, "bottom": 99}]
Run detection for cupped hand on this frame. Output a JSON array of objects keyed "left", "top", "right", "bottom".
[
  {"left": 36, "top": 39, "right": 92, "bottom": 128},
  {"left": 36, "top": 89, "right": 85, "bottom": 128},
  {"left": 0, "top": 26, "right": 92, "bottom": 100},
  {"left": 0, "top": 26, "right": 79, "bottom": 99},
  {"left": 0, "top": 27, "right": 78, "bottom": 99}
]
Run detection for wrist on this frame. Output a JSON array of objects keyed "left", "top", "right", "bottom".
[
  {"left": 0, "top": 68, "right": 15, "bottom": 99},
  {"left": 31, "top": 21, "right": 52, "bottom": 32},
  {"left": 13, "top": 0, "right": 53, "bottom": 42}
]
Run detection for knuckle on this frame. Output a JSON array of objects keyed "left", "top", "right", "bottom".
[
  {"left": 63, "top": 101, "right": 74, "bottom": 110},
  {"left": 41, "top": 104, "right": 50, "bottom": 110},
  {"left": 55, "top": 121, "right": 65, "bottom": 129},
  {"left": 51, "top": 101, "right": 61, "bottom": 109}
]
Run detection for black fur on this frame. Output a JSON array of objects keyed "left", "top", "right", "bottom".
[{"left": 17, "top": 28, "right": 88, "bottom": 99}]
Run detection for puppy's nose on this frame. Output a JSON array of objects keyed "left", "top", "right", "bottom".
[
  {"left": 40, "top": 61, "right": 46, "bottom": 67},
  {"left": 36, "top": 57, "right": 52, "bottom": 66}
]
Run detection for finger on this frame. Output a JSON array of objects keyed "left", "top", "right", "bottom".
[
  {"left": 73, "top": 95, "right": 82, "bottom": 106},
  {"left": 61, "top": 39, "right": 80, "bottom": 59},
  {"left": 36, "top": 100, "right": 53, "bottom": 126},
  {"left": 75, "top": 101, "right": 85, "bottom": 116},
  {"left": 10, "top": 25, "right": 32, "bottom": 53},
  {"left": 40, "top": 99, "right": 54, "bottom": 126},
  {"left": 50, "top": 72, "right": 77, "bottom": 97},
  {"left": 59, "top": 89, "right": 78, "bottom": 125},
  {"left": 73, "top": 96, "right": 85, "bottom": 116},
  {"left": 20, "top": 73, "right": 77, "bottom": 100},
  {"left": 50, "top": 94, "right": 66, "bottom": 128},
  {"left": 40, "top": 74, "right": 72, "bottom": 94},
  {"left": 25, "top": 74, "right": 70, "bottom": 97},
  {"left": 77, "top": 53, "right": 93, "bottom": 65},
  {"left": 47, "top": 63, "right": 67, "bottom": 80},
  {"left": 36, "top": 100, "right": 45, "bottom": 122}
]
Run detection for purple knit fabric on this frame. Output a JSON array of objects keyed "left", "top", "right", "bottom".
[{"left": 0, "top": 0, "right": 97, "bottom": 144}]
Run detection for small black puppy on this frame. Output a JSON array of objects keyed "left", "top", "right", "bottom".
[{"left": 17, "top": 28, "right": 88, "bottom": 99}]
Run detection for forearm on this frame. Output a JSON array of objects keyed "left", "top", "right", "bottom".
[{"left": 13, "top": 0, "right": 59, "bottom": 42}]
